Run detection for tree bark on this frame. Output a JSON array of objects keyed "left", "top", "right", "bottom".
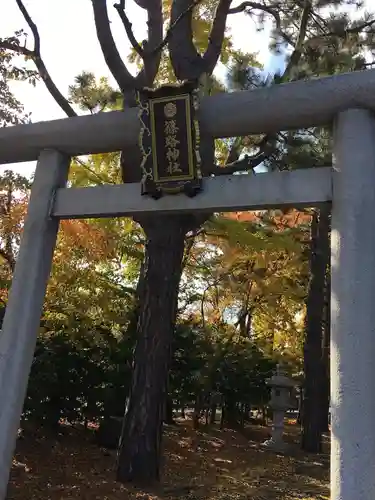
[
  {"left": 320, "top": 249, "right": 331, "bottom": 433},
  {"left": 301, "top": 204, "right": 330, "bottom": 453},
  {"left": 209, "top": 403, "right": 217, "bottom": 425},
  {"left": 297, "top": 386, "right": 303, "bottom": 425},
  {"left": 164, "top": 395, "right": 175, "bottom": 425},
  {"left": 193, "top": 394, "right": 202, "bottom": 430},
  {"left": 220, "top": 406, "right": 225, "bottom": 429},
  {"left": 224, "top": 397, "right": 238, "bottom": 428},
  {"left": 116, "top": 214, "right": 202, "bottom": 485},
  {"left": 205, "top": 407, "right": 210, "bottom": 426}
]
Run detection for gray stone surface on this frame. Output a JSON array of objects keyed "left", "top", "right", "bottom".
[
  {"left": 51, "top": 168, "right": 332, "bottom": 219},
  {"left": 331, "top": 109, "right": 375, "bottom": 500},
  {"left": 1, "top": 69, "right": 375, "bottom": 164}
]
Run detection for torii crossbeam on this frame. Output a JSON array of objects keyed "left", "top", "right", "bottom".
[{"left": 1, "top": 69, "right": 375, "bottom": 500}]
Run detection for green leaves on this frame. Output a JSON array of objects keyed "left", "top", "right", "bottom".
[
  {"left": 0, "top": 30, "right": 38, "bottom": 125},
  {"left": 24, "top": 326, "right": 134, "bottom": 425},
  {"left": 170, "top": 320, "right": 275, "bottom": 410},
  {"left": 68, "top": 72, "right": 123, "bottom": 114}
]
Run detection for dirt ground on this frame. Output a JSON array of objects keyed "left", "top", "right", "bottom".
[{"left": 7, "top": 420, "right": 329, "bottom": 500}]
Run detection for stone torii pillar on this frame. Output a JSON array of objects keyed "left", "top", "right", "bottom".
[
  {"left": 331, "top": 108, "right": 375, "bottom": 500},
  {"left": 0, "top": 150, "right": 70, "bottom": 499}
]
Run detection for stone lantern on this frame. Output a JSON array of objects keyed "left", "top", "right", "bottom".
[{"left": 263, "top": 364, "right": 296, "bottom": 452}]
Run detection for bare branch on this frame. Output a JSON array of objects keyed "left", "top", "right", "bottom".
[
  {"left": 13, "top": 0, "right": 77, "bottom": 117},
  {"left": 114, "top": 2, "right": 144, "bottom": 57},
  {"left": 208, "top": 150, "right": 269, "bottom": 176},
  {"left": 131, "top": 0, "right": 230, "bottom": 82},
  {"left": 228, "top": 2, "right": 294, "bottom": 46},
  {"left": 136, "top": 0, "right": 163, "bottom": 87},
  {"left": 213, "top": 0, "right": 312, "bottom": 178},
  {"left": 226, "top": 137, "right": 242, "bottom": 165},
  {"left": 112, "top": 0, "right": 163, "bottom": 88},
  {"left": 229, "top": 1, "right": 277, "bottom": 17},
  {"left": 214, "top": 132, "right": 275, "bottom": 175},
  {"left": 169, "top": 0, "right": 231, "bottom": 79},
  {"left": 306, "top": 17, "right": 375, "bottom": 47},
  {"left": 204, "top": 133, "right": 272, "bottom": 177},
  {"left": 0, "top": 40, "right": 33, "bottom": 57},
  {"left": 91, "top": 0, "right": 136, "bottom": 92},
  {"left": 283, "top": 0, "right": 311, "bottom": 79},
  {"left": 339, "top": 18, "right": 375, "bottom": 35},
  {"left": 151, "top": 0, "right": 201, "bottom": 55},
  {"left": 169, "top": 0, "right": 205, "bottom": 80},
  {"left": 73, "top": 157, "right": 116, "bottom": 185},
  {"left": 202, "top": 0, "right": 232, "bottom": 75},
  {"left": 15, "top": 0, "right": 40, "bottom": 52}
]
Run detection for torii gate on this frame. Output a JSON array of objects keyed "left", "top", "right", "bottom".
[{"left": 0, "top": 69, "right": 375, "bottom": 500}]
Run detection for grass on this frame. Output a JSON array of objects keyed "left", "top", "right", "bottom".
[{"left": 7, "top": 419, "right": 329, "bottom": 500}]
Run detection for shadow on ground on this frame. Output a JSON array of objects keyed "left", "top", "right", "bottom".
[{"left": 7, "top": 420, "right": 329, "bottom": 500}]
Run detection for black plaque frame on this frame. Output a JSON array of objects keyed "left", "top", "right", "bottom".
[{"left": 136, "top": 81, "right": 202, "bottom": 199}]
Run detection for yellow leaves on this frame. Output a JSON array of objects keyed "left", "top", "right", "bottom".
[
  {"left": 162, "top": 0, "right": 171, "bottom": 19},
  {"left": 59, "top": 220, "right": 116, "bottom": 263},
  {"left": 184, "top": 210, "right": 308, "bottom": 357},
  {"left": 44, "top": 217, "right": 131, "bottom": 325},
  {"left": 69, "top": 153, "right": 122, "bottom": 187},
  {"left": 219, "top": 36, "right": 234, "bottom": 65},
  {"left": 0, "top": 194, "right": 28, "bottom": 241},
  {"left": 191, "top": 15, "right": 232, "bottom": 57}
]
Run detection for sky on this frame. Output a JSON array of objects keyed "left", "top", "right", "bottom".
[{"left": 1, "top": 0, "right": 276, "bottom": 177}]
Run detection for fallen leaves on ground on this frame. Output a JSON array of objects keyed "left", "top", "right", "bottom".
[{"left": 7, "top": 420, "right": 329, "bottom": 500}]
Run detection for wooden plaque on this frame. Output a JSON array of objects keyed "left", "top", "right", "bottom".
[{"left": 136, "top": 81, "right": 202, "bottom": 199}]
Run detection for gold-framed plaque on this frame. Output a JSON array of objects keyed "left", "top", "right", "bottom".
[{"left": 136, "top": 81, "right": 202, "bottom": 199}]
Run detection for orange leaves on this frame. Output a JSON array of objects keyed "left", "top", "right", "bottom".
[
  {"left": 59, "top": 219, "right": 116, "bottom": 262},
  {"left": 225, "top": 209, "right": 312, "bottom": 230},
  {"left": 0, "top": 197, "right": 28, "bottom": 238}
]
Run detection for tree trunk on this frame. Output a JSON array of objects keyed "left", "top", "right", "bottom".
[
  {"left": 239, "top": 403, "right": 245, "bottom": 428},
  {"left": 243, "top": 403, "right": 251, "bottom": 422},
  {"left": 237, "top": 308, "right": 252, "bottom": 337},
  {"left": 301, "top": 205, "right": 330, "bottom": 453},
  {"left": 224, "top": 397, "right": 238, "bottom": 428},
  {"left": 124, "top": 260, "right": 145, "bottom": 338},
  {"left": 297, "top": 386, "right": 303, "bottom": 426},
  {"left": 164, "top": 395, "right": 175, "bottom": 425},
  {"left": 209, "top": 403, "right": 217, "bottom": 425},
  {"left": 193, "top": 394, "right": 202, "bottom": 430},
  {"left": 245, "top": 310, "right": 252, "bottom": 338},
  {"left": 220, "top": 406, "right": 225, "bottom": 429},
  {"left": 261, "top": 405, "right": 267, "bottom": 426},
  {"left": 320, "top": 254, "right": 331, "bottom": 433},
  {"left": 116, "top": 214, "right": 202, "bottom": 485}
]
